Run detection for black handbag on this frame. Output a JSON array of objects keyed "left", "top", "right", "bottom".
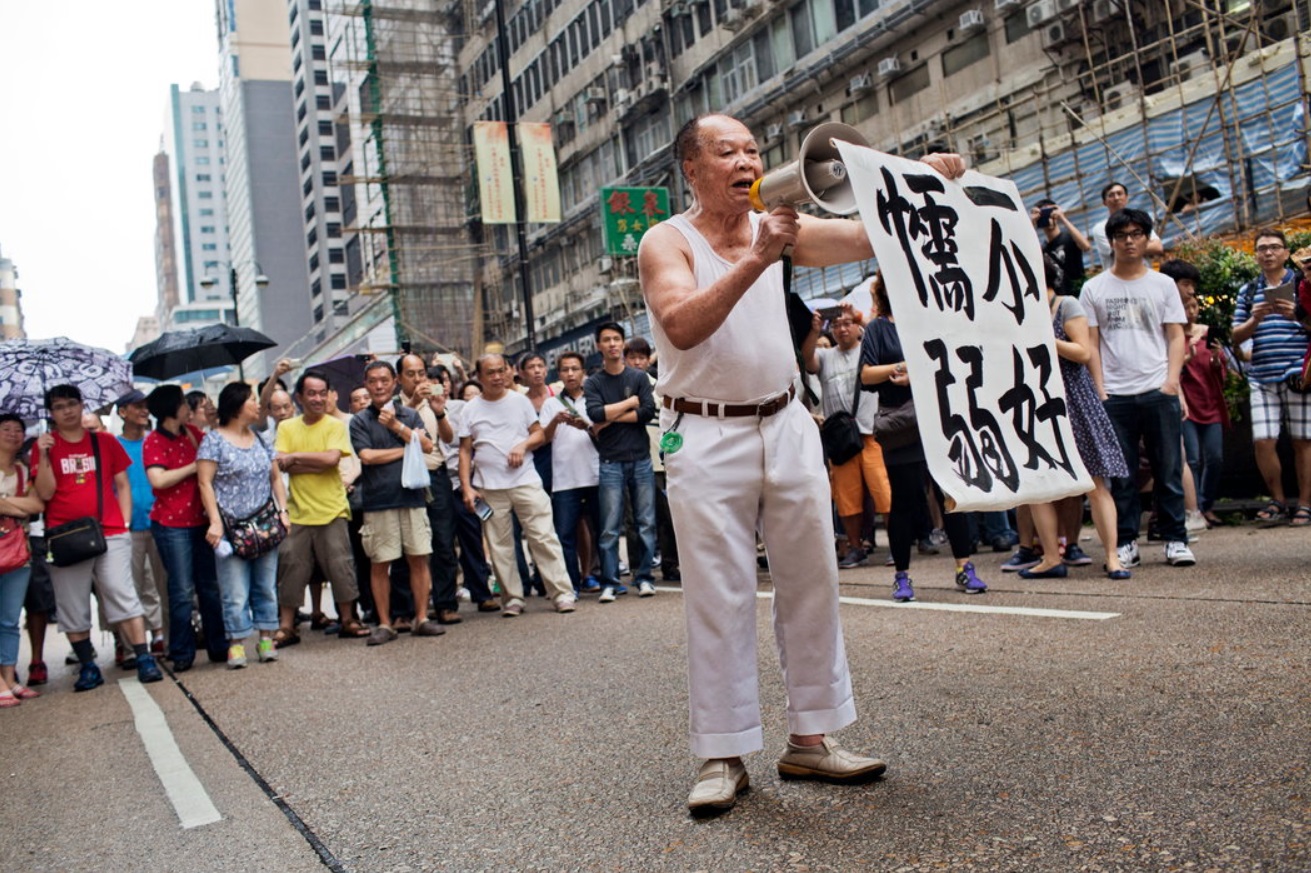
[
  {"left": 872, "top": 398, "right": 919, "bottom": 451},
  {"left": 46, "top": 433, "right": 108, "bottom": 567},
  {"left": 820, "top": 363, "right": 864, "bottom": 465}
]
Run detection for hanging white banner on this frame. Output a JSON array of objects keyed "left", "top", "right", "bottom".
[{"left": 836, "top": 143, "right": 1093, "bottom": 511}]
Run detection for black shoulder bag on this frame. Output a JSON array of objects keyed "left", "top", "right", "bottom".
[
  {"left": 46, "top": 432, "right": 109, "bottom": 567},
  {"left": 819, "top": 359, "right": 865, "bottom": 465}
]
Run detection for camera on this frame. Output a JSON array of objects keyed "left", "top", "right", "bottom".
[{"left": 1037, "top": 206, "right": 1054, "bottom": 228}]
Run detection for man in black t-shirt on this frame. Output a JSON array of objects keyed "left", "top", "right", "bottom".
[
  {"left": 1031, "top": 197, "right": 1091, "bottom": 296},
  {"left": 583, "top": 322, "right": 658, "bottom": 602}
]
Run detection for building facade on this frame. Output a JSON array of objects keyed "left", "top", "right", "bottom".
[{"left": 0, "top": 245, "right": 25, "bottom": 340}]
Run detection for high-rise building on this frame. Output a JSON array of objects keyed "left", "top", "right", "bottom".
[
  {"left": 216, "top": 0, "right": 313, "bottom": 379},
  {"left": 0, "top": 245, "right": 25, "bottom": 340},
  {"left": 159, "top": 83, "right": 235, "bottom": 331}
]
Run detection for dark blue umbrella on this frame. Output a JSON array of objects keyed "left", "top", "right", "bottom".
[{"left": 129, "top": 324, "right": 277, "bottom": 381}]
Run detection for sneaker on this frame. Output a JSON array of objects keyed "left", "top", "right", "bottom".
[
  {"left": 837, "top": 547, "right": 868, "bottom": 569},
  {"left": 502, "top": 599, "right": 525, "bottom": 617},
  {"left": 27, "top": 661, "right": 48, "bottom": 686},
  {"left": 618, "top": 559, "right": 631, "bottom": 577},
  {"left": 611, "top": 584, "right": 629, "bottom": 597},
  {"left": 73, "top": 662, "right": 104, "bottom": 692},
  {"left": 1001, "top": 546, "right": 1041, "bottom": 572},
  {"left": 892, "top": 572, "right": 915, "bottom": 602},
  {"left": 1185, "top": 510, "right": 1208, "bottom": 533},
  {"left": 916, "top": 537, "right": 940, "bottom": 555},
  {"left": 580, "top": 576, "right": 603, "bottom": 594},
  {"left": 637, "top": 581, "right": 657, "bottom": 597},
  {"left": 1062, "top": 544, "right": 1093, "bottom": 567},
  {"left": 1117, "top": 540, "right": 1141, "bottom": 568},
  {"left": 456, "top": 586, "right": 472, "bottom": 602},
  {"left": 554, "top": 594, "right": 577, "bottom": 613},
  {"left": 598, "top": 586, "right": 617, "bottom": 603},
  {"left": 136, "top": 653, "right": 163, "bottom": 683},
  {"left": 1165, "top": 540, "right": 1196, "bottom": 567},
  {"left": 257, "top": 639, "right": 278, "bottom": 662},
  {"left": 955, "top": 562, "right": 988, "bottom": 594},
  {"left": 883, "top": 552, "right": 896, "bottom": 567},
  {"left": 687, "top": 758, "right": 749, "bottom": 813},
  {"left": 777, "top": 737, "right": 887, "bottom": 784},
  {"left": 227, "top": 644, "right": 247, "bottom": 669}
]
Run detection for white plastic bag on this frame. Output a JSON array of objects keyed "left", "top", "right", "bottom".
[{"left": 401, "top": 427, "right": 428, "bottom": 489}]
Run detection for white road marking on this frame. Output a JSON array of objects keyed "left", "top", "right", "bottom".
[
  {"left": 651, "top": 586, "right": 1119, "bottom": 620},
  {"left": 119, "top": 678, "right": 222, "bottom": 829}
]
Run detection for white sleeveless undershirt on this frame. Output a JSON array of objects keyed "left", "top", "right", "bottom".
[{"left": 652, "top": 212, "right": 798, "bottom": 405}]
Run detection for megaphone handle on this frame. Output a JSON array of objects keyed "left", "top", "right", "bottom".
[{"left": 781, "top": 244, "right": 794, "bottom": 259}]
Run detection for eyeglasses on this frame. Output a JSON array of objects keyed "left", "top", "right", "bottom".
[
  {"left": 1110, "top": 230, "right": 1146, "bottom": 242},
  {"left": 1255, "top": 244, "right": 1287, "bottom": 254}
]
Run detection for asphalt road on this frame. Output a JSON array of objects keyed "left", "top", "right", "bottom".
[{"left": 2, "top": 522, "right": 1308, "bottom": 872}]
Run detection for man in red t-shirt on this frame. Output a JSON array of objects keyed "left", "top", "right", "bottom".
[{"left": 32, "top": 384, "right": 163, "bottom": 691}]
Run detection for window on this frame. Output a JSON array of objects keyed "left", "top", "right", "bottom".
[
  {"left": 196, "top": 173, "right": 212, "bottom": 181},
  {"left": 328, "top": 247, "right": 345, "bottom": 264},
  {"left": 326, "top": 222, "right": 342, "bottom": 238},
  {"left": 790, "top": 3, "right": 814, "bottom": 57},
  {"left": 201, "top": 243, "right": 218, "bottom": 251},
  {"left": 200, "top": 208, "right": 214, "bottom": 216},
  {"left": 310, "top": 19, "right": 324, "bottom": 36},
  {"left": 194, "top": 139, "right": 209, "bottom": 148},
  {"left": 1005, "top": 11, "right": 1032, "bottom": 43},
  {"left": 834, "top": 0, "right": 855, "bottom": 32},
  {"left": 193, "top": 121, "right": 207, "bottom": 130},
  {"left": 721, "top": 41, "right": 758, "bottom": 103},
  {"left": 309, "top": 253, "right": 320, "bottom": 272},
  {"left": 198, "top": 191, "right": 214, "bottom": 199},
  {"left": 191, "top": 105, "right": 206, "bottom": 114},
  {"left": 200, "top": 225, "right": 215, "bottom": 233},
  {"left": 942, "top": 31, "right": 990, "bottom": 77},
  {"left": 320, "top": 145, "right": 335, "bottom": 161},
  {"left": 324, "top": 196, "right": 340, "bottom": 212},
  {"left": 316, "top": 94, "right": 331, "bottom": 110},
  {"left": 314, "top": 70, "right": 328, "bottom": 85},
  {"left": 889, "top": 64, "right": 931, "bottom": 103},
  {"left": 331, "top": 274, "right": 347, "bottom": 290},
  {"left": 323, "top": 170, "right": 338, "bottom": 186},
  {"left": 305, "top": 202, "right": 317, "bottom": 221},
  {"left": 318, "top": 120, "right": 334, "bottom": 136},
  {"left": 312, "top": 44, "right": 326, "bottom": 61}
]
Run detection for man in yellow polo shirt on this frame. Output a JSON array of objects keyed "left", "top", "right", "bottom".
[{"left": 274, "top": 370, "right": 369, "bottom": 640}]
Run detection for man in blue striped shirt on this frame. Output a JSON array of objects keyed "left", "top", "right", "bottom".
[{"left": 1231, "top": 228, "right": 1311, "bottom": 525}]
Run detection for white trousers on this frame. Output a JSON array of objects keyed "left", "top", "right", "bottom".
[{"left": 662, "top": 399, "right": 857, "bottom": 759}]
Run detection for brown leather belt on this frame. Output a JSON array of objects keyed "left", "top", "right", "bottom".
[{"left": 662, "top": 385, "right": 796, "bottom": 418}]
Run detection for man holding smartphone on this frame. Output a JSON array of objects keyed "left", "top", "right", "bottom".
[
  {"left": 458, "top": 354, "right": 577, "bottom": 616},
  {"left": 1031, "top": 198, "right": 1090, "bottom": 295}
]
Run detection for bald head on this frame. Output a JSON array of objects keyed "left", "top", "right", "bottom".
[{"left": 675, "top": 114, "right": 749, "bottom": 180}]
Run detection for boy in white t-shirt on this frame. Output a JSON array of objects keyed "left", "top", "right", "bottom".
[
  {"left": 1081, "top": 208, "right": 1194, "bottom": 569},
  {"left": 458, "top": 354, "right": 576, "bottom": 616}
]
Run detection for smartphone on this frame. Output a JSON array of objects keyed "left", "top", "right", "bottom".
[
  {"left": 817, "top": 305, "right": 844, "bottom": 321},
  {"left": 1036, "top": 206, "right": 1054, "bottom": 228},
  {"left": 473, "top": 497, "right": 494, "bottom": 521},
  {"left": 1266, "top": 282, "right": 1295, "bottom": 306}
]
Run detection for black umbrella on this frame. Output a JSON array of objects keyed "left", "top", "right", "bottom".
[{"left": 129, "top": 324, "right": 277, "bottom": 381}]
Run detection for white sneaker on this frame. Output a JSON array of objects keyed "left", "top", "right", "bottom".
[
  {"left": 1165, "top": 540, "right": 1196, "bottom": 566},
  {"left": 599, "top": 586, "right": 617, "bottom": 603},
  {"left": 456, "top": 586, "right": 472, "bottom": 602},
  {"left": 1185, "top": 510, "right": 1208, "bottom": 533},
  {"left": 638, "top": 581, "right": 657, "bottom": 597},
  {"left": 1117, "top": 540, "right": 1141, "bottom": 568},
  {"left": 554, "top": 594, "right": 576, "bottom": 613}
]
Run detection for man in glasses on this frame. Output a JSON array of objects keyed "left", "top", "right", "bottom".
[
  {"left": 1232, "top": 228, "right": 1311, "bottom": 526},
  {"left": 1081, "top": 208, "right": 1194, "bottom": 569},
  {"left": 1089, "top": 181, "right": 1164, "bottom": 271}
]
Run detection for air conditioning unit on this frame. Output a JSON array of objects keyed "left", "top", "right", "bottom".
[
  {"left": 552, "top": 110, "right": 575, "bottom": 128},
  {"left": 877, "top": 56, "right": 901, "bottom": 77},
  {"left": 585, "top": 86, "right": 608, "bottom": 104},
  {"left": 849, "top": 71, "right": 873, "bottom": 94},
  {"left": 614, "top": 88, "right": 633, "bottom": 109},
  {"left": 1042, "top": 20, "right": 1076, "bottom": 49},
  {"left": 959, "top": 9, "right": 986, "bottom": 32},
  {"left": 1103, "top": 81, "right": 1139, "bottom": 112},
  {"left": 995, "top": 0, "right": 1022, "bottom": 11},
  {"left": 1264, "top": 12, "right": 1297, "bottom": 42},
  {"left": 1090, "top": 0, "right": 1123, "bottom": 24},
  {"left": 599, "top": 256, "right": 613, "bottom": 275},
  {"left": 786, "top": 110, "right": 807, "bottom": 129},
  {"left": 1053, "top": 0, "right": 1079, "bottom": 13},
  {"left": 765, "top": 122, "right": 784, "bottom": 140},
  {"left": 646, "top": 61, "right": 665, "bottom": 79},
  {"left": 720, "top": 7, "right": 746, "bottom": 30},
  {"left": 1026, "top": 0, "right": 1056, "bottom": 27},
  {"left": 1170, "top": 50, "right": 1210, "bottom": 82}
]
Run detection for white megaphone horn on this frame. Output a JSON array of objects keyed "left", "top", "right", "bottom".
[{"left": 747, "top": 122, "right": 870, "bottom": 216}]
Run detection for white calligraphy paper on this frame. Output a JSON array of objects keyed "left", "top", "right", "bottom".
[{"left": 836, "top": 143, "right": 1093, "bottom": 511}]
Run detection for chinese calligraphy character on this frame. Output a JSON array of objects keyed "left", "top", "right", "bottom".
[
  {"left": 876, "top": 169, "right": 974, "bottom": 319},
  {"left": 982, "top": 218, "right": 1041, "bottom": 326},
  {"left": 998, "top": 344, "right": 1078, "bottom": 478},
  {"left": 641, "top": 190, "right": 666, "bottom": 222},
  {"left": 925, "top": 339, "right": 1020, "bottom": 494},
  {"left": 607, "top": 190, "right": 636, "bottom": 216}
]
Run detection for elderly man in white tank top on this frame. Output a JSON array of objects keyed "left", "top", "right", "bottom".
[{"left": 639, "top": 114, "right": 966, "bottom": 814}]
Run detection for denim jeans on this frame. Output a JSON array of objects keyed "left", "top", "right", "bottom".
[
  {"left": 1103, "top": 390, "right": 1186, "bottom": 544},
  {"left": 552, "top": 485, "right": 600, "bottom": 592},
  {"left": 1182, "top": 420, "right": 1224, "bottom": 514},
  {"left": 216, "top": 548, "right": 280, "bottom": 640},
  {"left": 598, "top": 457, "right": 657, "bottom": 585},
  {"left": 0, "top": 565, "right": 31, "bottom": 667},
  {"left": 152, "top": 522, "right": 226, "bottom": 664}
]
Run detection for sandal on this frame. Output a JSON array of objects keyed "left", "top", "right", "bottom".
[
  {"left": 337, "top": 619, "right": 371, "bottom": 638},
  {"left": 1255, "top": 500, "right": 1287, "bottom": 522},
  {"left": 0, "top": 689, "right": 20, "bottom": 708},
  {"left": 309, "top": 613, "right": 332, "bottom": 631},
  {"left": 272, "top": 627, "right": 301, "bottom": 648},
  {"left": 1290, "top": 506, "right": 1311, "bottom": 527}
]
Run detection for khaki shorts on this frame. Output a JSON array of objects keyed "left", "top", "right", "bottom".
[{"left": 360, "top": 507, "right": 432, "bottom": 565}]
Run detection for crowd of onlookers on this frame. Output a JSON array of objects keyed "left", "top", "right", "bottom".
[{"left": 2, "top": 177, "right": 1308, "bottom": 708}]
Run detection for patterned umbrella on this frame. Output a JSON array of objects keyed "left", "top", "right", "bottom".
[
  {"left": 128, "top": 324, "right": 277, "bottom": 380},
  {"left": 0, "top": 336, "right": 136, "bottom": 421}
]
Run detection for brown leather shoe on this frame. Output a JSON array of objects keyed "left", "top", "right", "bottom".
[
  {"left": 477, "top": 598, "right": 502, "bottom": 612},
  {"left": 437, "top": 609, "right": 462, "bottom": 624}
]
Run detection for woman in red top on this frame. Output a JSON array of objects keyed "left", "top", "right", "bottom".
[
  {"left": 1170, "top": 262, "right": 1229, "bottom": 528},
  {"left": 144, "top": 385, "right": 227, "bottom": 670}
]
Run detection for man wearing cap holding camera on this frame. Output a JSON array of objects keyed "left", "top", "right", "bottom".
[{"left": 639, "top": 114, "right": 964, "bottom": 813}]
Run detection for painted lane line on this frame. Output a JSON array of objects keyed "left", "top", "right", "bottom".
[
  {"left": 652, "top": 587, "right": 1118, "bottom": 620},
  {"left": 119, "top": 678, "right": 222, "bottom": 829}
]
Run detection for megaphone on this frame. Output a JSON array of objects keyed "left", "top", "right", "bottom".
[{"left": 748, "top": 122, "right": 870, "bottom": 216}]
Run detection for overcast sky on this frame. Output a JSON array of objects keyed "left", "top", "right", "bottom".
[{"left": 0, "top": 1, "right": 218, "bottom": 353}]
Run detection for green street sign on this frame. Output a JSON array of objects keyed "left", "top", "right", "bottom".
[{"left": 601, "top": 186, "right": 670, "bottom": 256}]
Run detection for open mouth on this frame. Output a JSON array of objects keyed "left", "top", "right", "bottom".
[{"left": 732, "top": 180, "right": 754, "bottom": 189}]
